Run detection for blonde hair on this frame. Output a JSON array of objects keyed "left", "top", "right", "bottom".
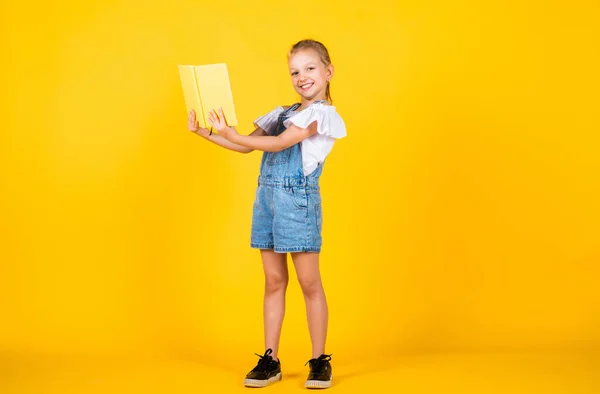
[{"left": 289, "top": 39, "right": 333, "bottom": 103}]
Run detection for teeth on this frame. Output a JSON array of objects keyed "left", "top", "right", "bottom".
[{"left": 301, "top": 83, "right": 313, "bottom": 89}]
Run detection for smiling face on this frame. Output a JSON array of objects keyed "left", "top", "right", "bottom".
[{"left": 288, "top": 49, "right": 333, "bottom": 103}]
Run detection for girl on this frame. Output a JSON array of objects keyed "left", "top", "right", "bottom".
[{"left": 187, "top": 39, "right": 346, "bottom": 389}]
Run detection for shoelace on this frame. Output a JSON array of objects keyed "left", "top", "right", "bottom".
[
  {"left": 305, "top": 354, "right": 332, "bottom": 370},
  {"left": 252, "top": 348, "right": 274, "bottom": 372}
]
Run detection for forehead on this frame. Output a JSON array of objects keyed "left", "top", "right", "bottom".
[{"left": 288, "top": 49, "right": 322, "bottom": 68}]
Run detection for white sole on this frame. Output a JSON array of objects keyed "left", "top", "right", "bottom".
[
  {"left": 305, "top": 376, "right": 332, "bottom": 389},
  {"left": 244, "top": 372, "right": 282, "bottom": 387}
]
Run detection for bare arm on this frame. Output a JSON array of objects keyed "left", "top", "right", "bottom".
[
  {"left": 227, "top": 123, "right": 317, "bottom": 152},
  {"left": 207, "top": 108, "right": 319, "bottom": 152},
  {"left": 187, "top": 110, "right": 264, "bottom": 153},
  {"left": 202, "top": 126, "right": 266, "bottom": 153}
]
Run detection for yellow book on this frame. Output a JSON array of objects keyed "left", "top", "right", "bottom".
[{"left": 178, "top": 63, "right": 238, "bottom": 128}]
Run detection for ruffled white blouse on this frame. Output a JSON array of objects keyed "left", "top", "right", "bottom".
[{"left": 253, "top": 102, "right": 347, "bottom": 176}]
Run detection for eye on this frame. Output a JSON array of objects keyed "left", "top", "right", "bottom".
[
  {"left": 291, "top": 71, "right": 298, "bottom": 76},
  {"left": 308, "top": 67, "right": 315, "bottom": 71}
]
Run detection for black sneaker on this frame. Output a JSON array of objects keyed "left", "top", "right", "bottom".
[
  {"left": 305, "top": 354, "right": 332, "bottom": 389},
  {"left": 243, "top": 348, "right": 282, "bottom": 388}
]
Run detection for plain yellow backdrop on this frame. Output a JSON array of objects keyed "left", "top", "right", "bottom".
[{"left": 1, "top": 0, "right": 599, "bottom": 369}]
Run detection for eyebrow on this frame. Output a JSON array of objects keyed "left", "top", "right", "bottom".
[{"left": 289, "top": 63, "right": 318, "bottom": 71}]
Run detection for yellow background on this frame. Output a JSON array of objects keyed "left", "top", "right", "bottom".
[{"left": 1, "top": 0, "right": 599, "bottom": 377}]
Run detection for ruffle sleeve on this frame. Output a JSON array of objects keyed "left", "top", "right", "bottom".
[
  {"left": 282, "top": 103, "right": 346, "bottom": 138},
  {"left": 253, "top": 106, "right": 284, "bottom": 135}
]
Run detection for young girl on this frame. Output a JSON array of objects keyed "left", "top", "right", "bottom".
[{"left": 187, "top": 39, "right": 346, "bottom": 389}]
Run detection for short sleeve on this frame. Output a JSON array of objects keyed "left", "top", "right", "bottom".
[
  {"left": 282, "top": 103, "right": 346, "bottom": 139},
  {"left": 253, "top": 106, "right": 284, "bottom": 135}
]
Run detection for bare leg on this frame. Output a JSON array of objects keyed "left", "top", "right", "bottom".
[
  {"left": 261, "top": 250, "right": 288, "bottom": 361},
  {"left": 291, "top": 252, "right": 328, "bottom": 358}
]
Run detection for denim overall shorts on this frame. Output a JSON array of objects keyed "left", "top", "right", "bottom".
[{"left": 250, "top": 102, "right": 324, "bottom": 253}]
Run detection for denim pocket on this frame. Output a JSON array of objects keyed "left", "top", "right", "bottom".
[
  {"left": 266, "top": 148, "right": 291, "bottom": 165},
  {"left": 274, "top": 188, "right": 307, "bottom": 215},
  {"left": 291, "top": 187, "right": 308, "bottom": 209}
]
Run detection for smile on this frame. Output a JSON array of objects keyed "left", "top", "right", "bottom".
[{"left": 300, "top": 82, "right": 314, "bottom": 91}]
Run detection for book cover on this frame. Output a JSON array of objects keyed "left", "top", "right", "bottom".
[{"left": 178, "top": 63, "right": 238, "bottom": 128}]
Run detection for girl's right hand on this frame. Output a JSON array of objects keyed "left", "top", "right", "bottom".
[{"left": 188, "top": 110, "right": 211, "bottom": 138}]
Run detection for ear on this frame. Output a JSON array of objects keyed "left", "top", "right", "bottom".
[{"left": 327, "top": 64, "right": 334, "bottom": 81}]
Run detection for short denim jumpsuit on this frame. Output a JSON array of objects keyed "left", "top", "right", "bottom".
[{"left": 250, "top": 101, "right": 326, "bottom": 253}]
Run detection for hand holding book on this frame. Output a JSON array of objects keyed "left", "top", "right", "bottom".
[
  {"left": 187, "top": 109, "right": 212, "bottom": 137},
  {"left": 208, "top": 108, "right": 238, "bottom": 140}
]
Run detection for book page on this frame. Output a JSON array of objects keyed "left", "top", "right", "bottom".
[
  {"left": 177, "top": 65, "right": 206, "bottom": 127},
  {"left": 194, "top": 63, "right": 238, "bottom": 127}
]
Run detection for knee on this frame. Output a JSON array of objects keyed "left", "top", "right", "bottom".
[
  {"left": 265, "top": 274, "right": 288, "bottom": 293},
  {"left": 298, "top": 277, "right": 322, "bottom": 297}
]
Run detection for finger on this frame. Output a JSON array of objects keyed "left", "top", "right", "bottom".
[{"left": 219, "top": 107, "right": 227, "bottom": 124}]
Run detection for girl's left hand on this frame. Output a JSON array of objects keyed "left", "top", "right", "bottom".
[{"left": 208, "top": 108, "right": 237, "bottom": 140}]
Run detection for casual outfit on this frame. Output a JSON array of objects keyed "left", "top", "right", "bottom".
[
  {"left": 245, "top": 100, "right": 344, "bottom": 388},
  {"left": 250, "top": 100, "right": 346, "bottom": 253}
]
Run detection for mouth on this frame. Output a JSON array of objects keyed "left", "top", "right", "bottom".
[{"left": 299, "top": 82, "right": 314, "bottom": 91}]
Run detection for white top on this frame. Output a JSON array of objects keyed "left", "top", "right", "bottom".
[{"left": 253, "top": 102, "right": 347, "bottom": 176}]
